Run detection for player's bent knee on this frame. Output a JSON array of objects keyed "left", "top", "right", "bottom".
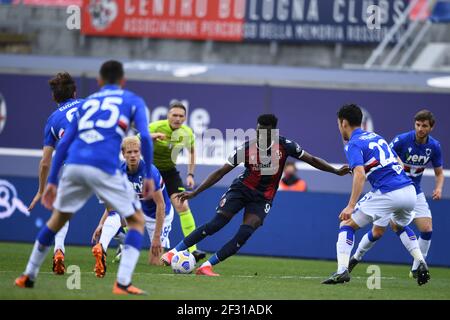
[
  {"left": 371, "top": 227, "right": 386, "bottom": 239},
  {"left": 126, "top": 210, "right": 145, "bottom": 229},
  {"left": 339, "top": 219, "right": 359, "bottom": 230}
]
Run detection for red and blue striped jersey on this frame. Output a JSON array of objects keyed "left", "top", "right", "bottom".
[{"left": 226, "top": 136, "right": 304, "bottom": 201}]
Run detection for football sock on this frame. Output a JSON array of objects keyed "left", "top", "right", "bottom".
[
  {"left": 54, "top": 221, "right": 69, "bottom": 253},
  {"left": 25, "top": 225, "right": 56, "bottom": 280},
  {"left": 216, "top": 224, "right": 255, "bottom": 262},
  {"left": 412, "top": 231, "right": 432, "bottom": 270},
  {"left": 100, "top": 212, "right": 122, "bottom": 252},
  {"left": 114, "top": 227, "right": 127, "bottom": 245},
  {"left": 336, "top": 226, "right": 355, "bottom": 274},
  {"left": 175, "top": 213, "right": 230, "bottom": 252},
  {"left": 179, "top": 210, "right": 198, "bottom": 252},
  {"left": 117, "top": 229, "right": 142, "bottom": 286},
  {"left": 396, "top": 226, "right": 425, "bottom": 263},
  {"left": 354, "top": 230, "right": 380, "bottom": 261},
  {"left": 204, "top": 254, "right": 220, "bottom": 267}
]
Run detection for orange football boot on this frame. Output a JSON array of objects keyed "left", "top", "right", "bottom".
[
  {"left": 112, "top": 282, "right": 147, "bottom": 295},
  {"left": 161, "top": 251, "right": 175, "bottom": 266},
  {"left": 14, "top": 274, "right": 34, "bottom": 288},
  {"left": 92, "top": 243, "right": 107, "bottom": 278},
  {"left": 196, "top": 265, "right": 220, "bottom": 277},
  {"left": 52, "top": 249, "right": 65, "bottom": 275}
]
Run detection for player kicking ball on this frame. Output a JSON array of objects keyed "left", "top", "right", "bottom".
[
  {"left": 322, "top": 104, "right": 430, "bottom": 286},
  {"left": 14, "top": 60, "right": 155, "bottom": 295},
  {"left": 161, "top": 114, "right": 350, "bottom": 276},
  {"left": 91, "top": 136, "right": 174, "bottom": 277},
  {"left": 347, "top": 109, "right": 444, "bottom": 279}
]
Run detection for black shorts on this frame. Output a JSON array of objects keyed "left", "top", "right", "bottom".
[
  {"left": 216, "top": 183, "right": 272, "bottom": 223},
  {"left": 160, "top": 168, "right": 185, "bottom": 197}
]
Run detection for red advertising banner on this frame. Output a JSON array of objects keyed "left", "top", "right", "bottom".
[{"left": 81, "top": 0, "right": 245, "bottom": 41}]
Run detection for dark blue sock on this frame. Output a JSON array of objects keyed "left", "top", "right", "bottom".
[
  {"left": 176, "top": 213, "right": 230, "bottom": 251},
  {"left": 37, "top": 225, "right": 56, "bottom": 246},
  {"left": 208, "top": 254, "right": 220, "bottom": 266},
  {"left": 216, "top": 224, "right": 255, "bottom": 262},
  {"left": 420, "top": 231, "right": 432, "bottom": 240}
]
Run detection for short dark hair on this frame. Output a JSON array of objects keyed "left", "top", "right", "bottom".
[
  {"left": 169, "top": 101, "right": 187, "bottom": 114},
  {"left": 48, "top": 72, "right": 76, "bottom": 103},
  {"left": 415, "top": 109, "right": 435, "bottom": 127},
  {"left": 257, "top": 114, "right": 278, "bottom": 128},
  {"left": 337, "top": 104, "right": 363, "bottom": 127},
  {"left": 100, "top": 60, "right": 124, "bottom": 84},
  {"left": 285, "top": 161, "right": 296, "bottom": 169}
]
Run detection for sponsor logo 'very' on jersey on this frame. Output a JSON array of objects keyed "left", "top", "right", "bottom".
[
  {"left": 121, "top": 161, "right": 172, "bottom": 219},
  {"left": 345, "top": 128, "right": 412, "bottom": 193},
  {"left": 390, "top": 130, "right": 443, "bottom": 194}
]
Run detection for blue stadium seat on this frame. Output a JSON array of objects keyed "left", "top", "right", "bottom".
[{"left": 430, "top": 1, "right": 450, "bottom": 23}]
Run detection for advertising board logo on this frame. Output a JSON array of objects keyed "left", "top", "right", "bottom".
[
  {"left": 0, "top": 180, "right": 29, "bottom": 220},
  {"left": 0, "top": 93, "right": 6, "bottom": 135},
  {"left": 89, "top": 0, "right": 118, "bottom": 30}
]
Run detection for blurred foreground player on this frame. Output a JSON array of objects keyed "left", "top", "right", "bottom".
[
  {"left": 28, "top": 72, "right": 84, "bottom": 275},
  {"left": 322, "top": 104, "right": 430, "bottom": 286},
  {"left": 15, "top": 60, "right": 155, "bottom": 295},
  {"left": 162, "top": 114, "right": 350, "bottom": 276}
]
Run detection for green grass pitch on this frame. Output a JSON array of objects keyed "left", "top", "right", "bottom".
[{"left": 1, "top": 242, "right": 449, "bottom": 300}]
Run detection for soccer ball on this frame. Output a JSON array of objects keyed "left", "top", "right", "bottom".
[{"left": 170, "top": 251, "right": 196, "bottom": 274}]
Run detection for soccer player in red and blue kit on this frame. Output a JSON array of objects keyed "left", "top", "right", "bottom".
[{"left": 162, "top": 114, "right": 350, "bottom": 276}]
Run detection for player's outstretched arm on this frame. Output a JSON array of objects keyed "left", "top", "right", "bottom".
[
  {"left": 300, "top": 151, "right": 350, "bottom": 176},
  {"left": 47, "top": 117, "right": 78, "bottom": 186},
  {"left": 433, "top": 166, "right": 444, "bottom": 200},
  {"left": 150, "top": 190, "right": 164, "bottom": 264},
  {"left": 177, "top": 163, "right": 235, "bottom": 202},
  {"left": 339, "top": 166, "right": 366, "bottom": 221},
  {"left": 28, "top": 146, "right": 54, "bottom": 211},
  {"left": 134, "top": 99, "right": 154, "bottom": 196},
  {"left": 91, "top": 208, "right": 110, "bottom": 244}
]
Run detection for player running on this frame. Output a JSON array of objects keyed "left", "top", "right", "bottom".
[
  {"left": 347, "top": 109, "right": 444, "bottom": 279},
  {"left": 15, "top": 60, "right": 155, "bottom": 295},
  {"left": 27, "top": 72, "right": 84, "bottom": 275},
  {"left": 149, "top": 102, "right": 205, "bottom": 262},
  {"left": 91, "top": 136, "right": 173, "bottom": 277},
  {"left": 161, "top": 114, "right": 350, "bottom": 276},
  {"left": 322, "top": 104, "right": 430, "bottom": 286}
]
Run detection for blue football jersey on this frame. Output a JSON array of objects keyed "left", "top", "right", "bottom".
[
  {"left": 121, "top": 161, "right": 171, "bottom": 219},
  {"left": 390, "top": 130, "right": 443, "bottom": 194},
  {"left": 43, "top": 98, "right": 84, "bottom": 148},
  {"left": 345, "top": 128, "right": 412, "bottom": 193},
  {"left": 48, "top": 84, "right": 154, "bottom": 184}
]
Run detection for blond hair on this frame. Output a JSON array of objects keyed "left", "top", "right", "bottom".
[{"left": 121, "top": 136, "right": 141, "bottom": 151}]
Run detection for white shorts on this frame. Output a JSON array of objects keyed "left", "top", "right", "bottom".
[
  {"left": 412, "top": 192, "right": 432, "bottom": 219},
  {"left": 352, "top": 184, "right": 416, "bottom": 228},
  {"left": 144, "top": 206, "right": 174, "bottom": 249},
  {"left": 54, "top": 164, "right": 142, "bottom": 218}
]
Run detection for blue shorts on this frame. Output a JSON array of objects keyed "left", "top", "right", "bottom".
[{"left": 216, "top": 183, "right": 272, "bottom": 224}]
